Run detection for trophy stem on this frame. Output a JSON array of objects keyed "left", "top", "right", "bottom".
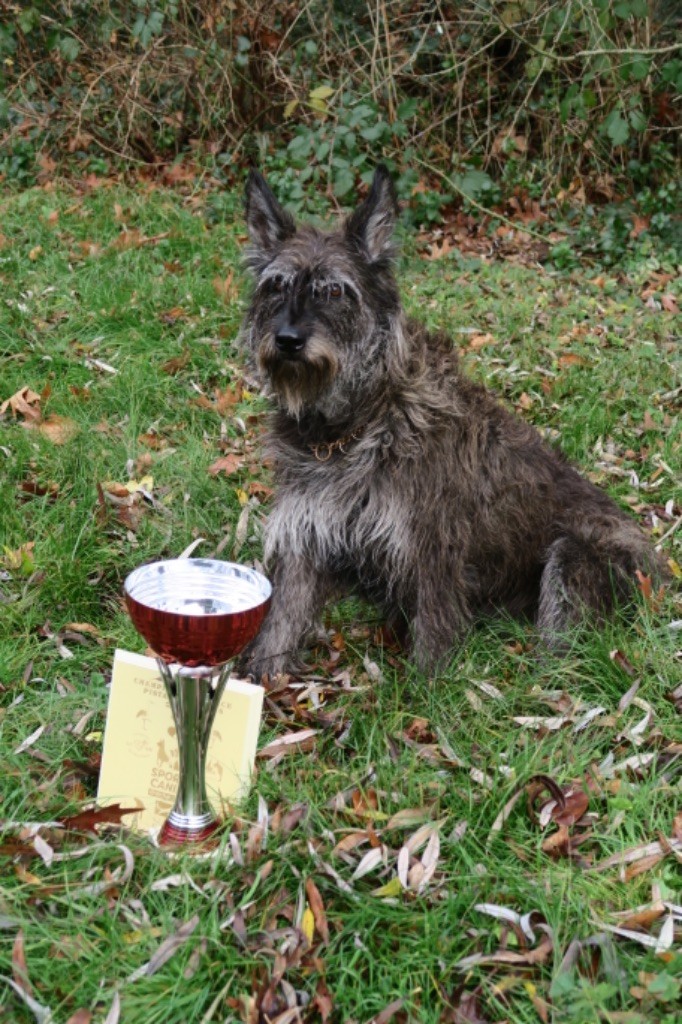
[{"left": 155, "top": 659, "right": 231, "bottom": 846}]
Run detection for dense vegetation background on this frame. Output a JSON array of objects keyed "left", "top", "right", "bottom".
[{"left": 1, "top": 1, "right": 680, "bottom": 254}]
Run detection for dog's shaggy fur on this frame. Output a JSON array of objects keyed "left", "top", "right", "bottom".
[{"left": 239, "top": 166, "right": 661, "bottom": 677}]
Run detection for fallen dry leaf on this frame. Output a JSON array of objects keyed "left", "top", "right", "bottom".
[
  {"left": 305, "top": 877, "right": 330, "bottom": 945},
  {"left": 127, "top": 915, "right": 200, "bottom": 982},
  {"left": 257, "top": 728, "right": 318, "bottom": 759},
  {"left": 468, "top": 332, "right": 495, "bottom": 350},
  {"left": 0, "top": 386, "right": 42, "bottom": 422},
  {"left": 207, "top": 454, "right": 243, "bottom": 477},
  {"left": 2, "top": 977, "right": 53, "bottom": 1024},
  {"left": 557, "top": 353, "right": 587, "bottom": 369},
  {"left": 313, "top": 976, "right": 334, "bottom": 1023},
  {"left": 368, "top": 997, "right": 407, "bottom": 1024},
  {"left": 439, "top": 983, "right": 490, "bottom": 1023},
  {"left": 2, "top": 542, "right": 36, "bottom": 574},
  {"left": 428, "top": 237, "right": 454, "bottom": 259},
  {"left": 65, "top": 1011, "right": 92, "bottom": 1024},
  {"left": 14, "top": 724, "right": 46, "bottom": 755},
  {"left": 457, "top": 908, "right": 554, "bottom": 970},
  {"left": 58, "top": 803, "right": 140, "bottom": 834},
  {"left": 162, "top": 349, "right": 191, "bottom": 374},
  {"left": 112, "top": 229, "right": 169, "bottom": 251},
  {"left": 33, "top": 414, "right": 78, "bottom": 445},
  {"left": 213, "top": 270, "right": 239, "bottom": 302},
  {"left": 12, "top": 930, "right": 33, "bottom": 996}
]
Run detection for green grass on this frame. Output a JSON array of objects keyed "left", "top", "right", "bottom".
[{"left": 0, "top": 183, "right": 680, "bottom": 1024}]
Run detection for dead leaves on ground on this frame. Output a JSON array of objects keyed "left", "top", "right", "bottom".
[
  {"left": 96, "top": 475, "right": 162, "bottom": 534},
  {"left": 0, "top": 385, "right": 78, "bottom": 445}
]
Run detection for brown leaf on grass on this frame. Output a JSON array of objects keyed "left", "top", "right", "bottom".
[
  {"left": 12, "top": 930, "right": 33, "bottom": 996},
  {"left": 138, "top": 431, "right": 169, "bottom": 450},
  {"left": 351, "top": 787, "right": 382, "bottom": 818},
  {"left": 248, "top": 479, "right": 273, "bottom": 500},
  {"left": 526, "top": 775, "right": 590, "bottom": 861},
  {"left": 193, "top": 383, "right": 243, "bottom": 417},
  {"left": 305, "top": 877, "right": 330, "bottom": 945},
  {"left": 525, "top": 774, "right": 565, "bottom": 823},
  {"left": 557, "top": 353, "right": 588, "bottom": 369},
  {"left": 112, "top": 228, "right": 169, "bottom": 251},
  {"left": 2, "top": 977, "right": 53, "bottom": 1024},
  {"left": 19, "top": 479, "right": 60, "bottom": 502},
  {"left": 610, "top": 647, "right": 638, "bottom": 679},
  {"left": 58, "top": 803, "right": 139, "bottom": 834},
  {"left": 439, "top": 984, "right": 490, "bottom": 1023},
  {"left": 159, "top": 306, "right": 186, "bottom": 325},
  {"left": 635, "top": 570, "right": 666, "bottom": 611},
  {"left": 313, "top": 976, "right": 334, "bottom": 1023},
  {"left": 127, "top": 914, "right": 200, "bottom": 982},
  {"left": 428, "top": 237, "right": 454, "bottom": 260},
  {"left": 661, "top": 294, "right": 679, "bottom": 314},
  {"left": 14, "top": 724, "right": 46, "bottom": 755},
  {"left": 214, "top": 383, "right": 244, "bottom": 415},
  {"left": 456, "top": 909, "right": 554, "bottom": 970},
  {"left": 66, "top": 1011, "right": 92, "bottom": 1024},
  {"left": 592, "top": 835, "right": 682, "bottom": 875},
  {"left": 213, "top": 270, "right": 239, "bottom": 302},
  {"left": 673, "top": 811, "right": 682, "bottom": 842},
  {"left": 32, "top": 414, "right": 78, "bottom": 445},
  {"left": 368, "top": 997, "right": 407, "bottom": 1024},
  {"left": 552, "top": 786, "right": 590, "bottom": 828},
  {"left": 2, "top": 542, "right": 36, "bottom": 574},
  {"left": 0, "top": 386, "right": 42, "bottom": 422},
  {"left": 257, "top": 728, "right": 318, "bottom": 759},
  {"left": 207, "top": 454, "right": 244, "bottom": 477},
  {"left": 74, "top": 240, "right": 102, "bottom": 259},
  {"left": 161, "top": 348, "right": 191, "bottom": 374},
  {"left": 468, "top": 332, "right": 495, "bottom": 350},
  {"left": 615, "top": 901, "right": 668, "bottom": 932}
]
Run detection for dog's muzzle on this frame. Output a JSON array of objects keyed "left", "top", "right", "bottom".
[{"left": 275, "top": 325, "right": 307, "bottom": 359}]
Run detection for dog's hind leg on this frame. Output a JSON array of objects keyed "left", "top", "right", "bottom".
[{"left": 537, "top": 533, "right": 641, "bottom": 648}]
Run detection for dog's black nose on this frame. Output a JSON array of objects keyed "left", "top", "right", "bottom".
[{"left": 275, "top": 325, "right": 306, "bottom": 356}]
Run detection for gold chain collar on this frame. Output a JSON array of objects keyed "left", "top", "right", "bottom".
[{"left": 308, "top": 427, "right": 364, "bottom": 462}]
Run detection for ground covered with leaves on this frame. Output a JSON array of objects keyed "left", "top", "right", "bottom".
[{"left": 0, "top": 181, "right": 681, "bottom": 1024}]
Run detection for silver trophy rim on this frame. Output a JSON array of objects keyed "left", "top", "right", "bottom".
[{"left": 123, "top": 557, "right": 272, "bottom": 613}]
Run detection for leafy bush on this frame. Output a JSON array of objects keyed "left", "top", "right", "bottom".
[{"left": 0, "top": 0, "right": 679, "bottom": 206}]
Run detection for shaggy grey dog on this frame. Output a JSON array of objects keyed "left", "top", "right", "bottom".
[{"left": 239, "top": 166, "right": 660, "bottom": 677}]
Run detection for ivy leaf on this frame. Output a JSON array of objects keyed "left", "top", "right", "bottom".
[
  {"left": 603, "top": 110, "right": 630, "bottom": 147},
  {"left": 58, "top": 37, "right": 80, "bottom": 62},
  {"left": 647, "top": 972, "right": 680, "bottom": 1002},
  {"left": 333, "top": 168, "right": 355, "bottom": 197},
  {"left": 360, "top": 123, "right": 387, "bottom": 142}
]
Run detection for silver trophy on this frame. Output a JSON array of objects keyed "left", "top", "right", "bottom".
[{"left": 123, "top": 559, "right": 271, "bottom": 846}]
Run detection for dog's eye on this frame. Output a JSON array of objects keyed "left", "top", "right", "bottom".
[
  {"left": 272, "top": 277, "right": 286, "bottom": 293},
  {"left": 328, "top": 283, "right": 343, "bottom": 299}
]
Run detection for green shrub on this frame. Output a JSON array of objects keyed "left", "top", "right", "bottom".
[{"left": 0, "top": 1, "right": 679, "bottom": 206}]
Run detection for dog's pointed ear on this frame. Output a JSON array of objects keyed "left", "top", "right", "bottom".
[
  {"left": 345, "top": 165, "right": 398, "bottom": 261},
  {"left": 245, "top": 170, "right": 296, "bottom": 253}
]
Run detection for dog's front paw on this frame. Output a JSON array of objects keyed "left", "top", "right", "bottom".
[{"left": 238, "top": 647, "right": 290, "bottom": 685}]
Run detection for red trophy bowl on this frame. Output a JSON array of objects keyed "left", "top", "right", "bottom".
[{"left": 123, "top": 559, "right": 271, "bottom": 846}]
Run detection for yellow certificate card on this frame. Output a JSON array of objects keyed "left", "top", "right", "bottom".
[{"left": 97, "top": 649, "right": 264, "bottom": 833}]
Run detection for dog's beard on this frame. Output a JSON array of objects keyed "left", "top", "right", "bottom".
[{"left": 259, "top": 333, "right": 340, "bottom": 419}]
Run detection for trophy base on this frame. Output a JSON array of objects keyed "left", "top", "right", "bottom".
[{"left": 158, "top": 811, "right": 220, "bottom": 847}]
